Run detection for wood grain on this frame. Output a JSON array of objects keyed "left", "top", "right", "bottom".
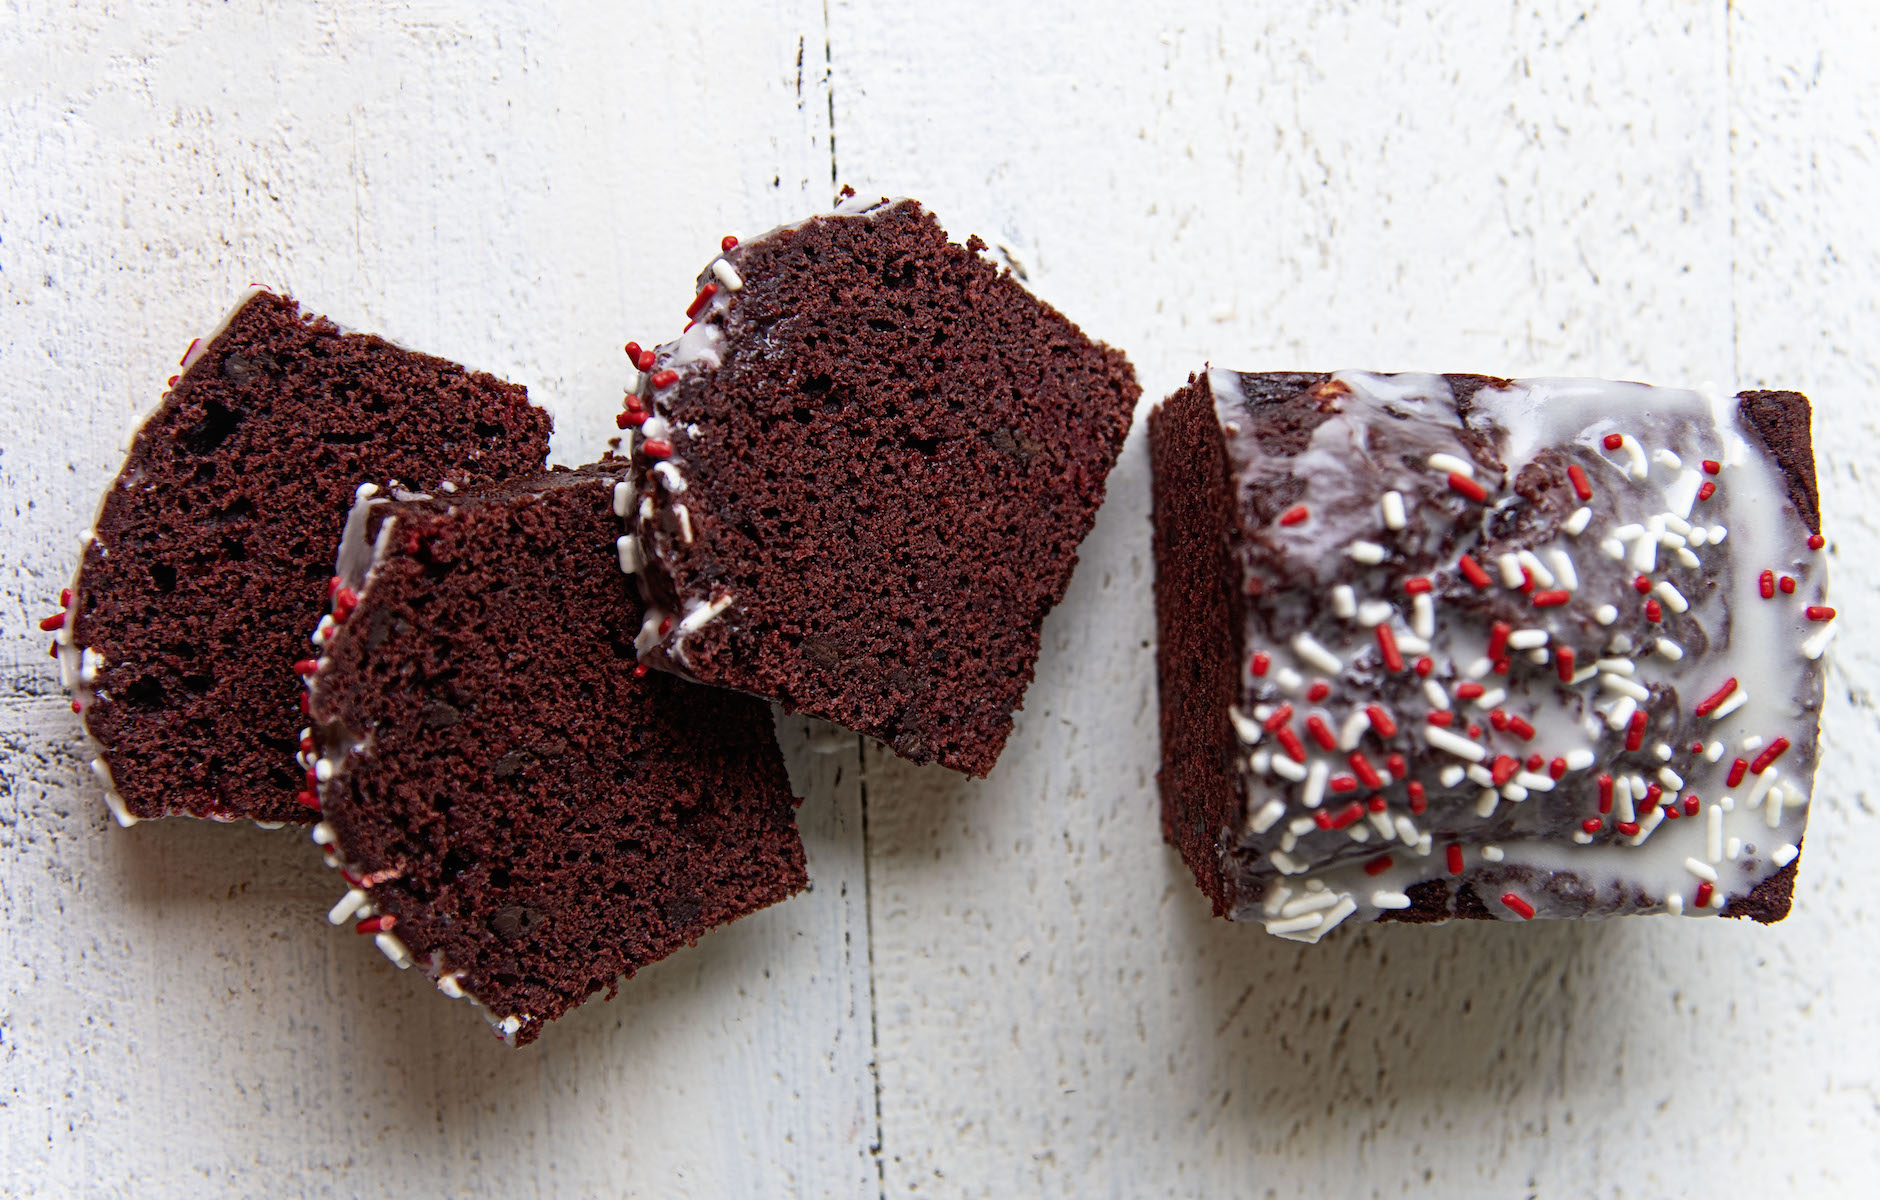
[{"left": 3, "top": 1, "right": 1877, "bottom": 1196}]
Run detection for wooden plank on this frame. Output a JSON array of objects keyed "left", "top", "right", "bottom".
[
  {"left": 830, "top": 1, "right": 1875, "bottom": 1194},
  {"left": 0, "top": 3, "right": 876, "bottom": 1196}
]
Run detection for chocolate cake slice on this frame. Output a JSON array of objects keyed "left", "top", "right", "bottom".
[
  {"left": 615, "top": 196, "right": 1139, "bottom": 776},
  {"left": 1149, "top": 371, "right": 1827, "bottom": 941},
  {"left": 50, "top": 290, "right": 551, "bottom": 824},
  {"left": 304, "top": 465, "right": 806, "bottom": 1045}
]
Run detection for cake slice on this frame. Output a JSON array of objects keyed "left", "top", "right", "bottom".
[
  {"left": 49, "top": 290, "right": 551, "bottom": 824},
  {"left": 616, "top": 196, "right": 1139, "bottom": 776},
  {"left": 1149, "top": 370, "right": 1827, "bottom": 940},
  {"left": 304, "top": 465, "right": 807, "bottom": 1045}
]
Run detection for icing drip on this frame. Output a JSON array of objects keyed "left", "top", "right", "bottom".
[{"left": 1209, "top": 371, "right": 1825, "bottom": 940}]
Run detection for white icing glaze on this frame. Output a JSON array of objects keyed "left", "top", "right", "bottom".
[{"left": 1208, "top": 371, "right": 1825, "bottom": 939}]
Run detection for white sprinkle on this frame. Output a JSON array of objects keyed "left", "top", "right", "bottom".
[
  {"left": 1381, "top": 490, "right": 1407, "bottom": 530},
  {"left": 1659, "top": 767, "right": 1685, "bottom": 791},
  {"left": 1565, "top": 749, "right": 1596, "bottom": 771},
  {"left": 1372, "top": 890, "right": 1412, "bottom": 910},
  {"left": 1394, "top": 815, "right": 1420, "bottom": 846},
  {"left": 1300, "top": 759, "right": 1330, "bottom": 809},
  {"left": 1741, "top": 735, "right": 1766, "bottom": 753},
  {"left": 675, "top": 505, "right": 696, "bottom": 545},
  {"left": 1475, "top": 789, "right": 1499, "bottom": 817},
  {"left": 1605, "top": 695, "right": 1638, "bottom": 732},
  {"left": 1262, "top": 885, "right": 1293, "bottom": 916},
  {"left": 1269, "top": 850, "right": 1307, "bottom": 876},
  {"left": 328, "top": 888, "right": 370, "bottom": 925},
  {"left": 1615, "top": 434, "right": 1649, "bottom": 478},
  {"left": 1412, "top": 593, "right": 1434, "bottom": 639},
  {"left": 1667, "top": 893, "right": 1685, "bottom": 916},
  {"left": 1318, "top": 897, "right": 1359, "bottom": 935},
  {"left": 1395, "top": 633, "right": 1431, "bottom": 656},
  {"left": 1614, "top": 776, "right": 1636, "bottom": 823},
  {"left": 1289, "top": 817, "right": 1317, "bottom": 836},
  {"left": 1653, "top": 580, "right": 1690, "bottom": 614},
  {"left": 1711, "top": 690, "right": 1750, "bottom": 719},
  {"left": 1688, "top": 526, "right": 1709, "bottom": 547},
  {"left": 1654, "top": 742, "right": 1673, "bottom": 762},
  {"left": 1439, "top": 765, "right": 1465, "bottom": 787},
  {"left": 1497, "top": 553, "right": 1525, "bottom": 588},
  {"left": 497, "top": 1015, "right": 524, "bottom": 1039},
  {"left": 1332, "top": 585, "right": 1357, "bottom": 619},
  {"left": 1272, "top": 755, "right": 1307, "bottom": 782},
  {"left": 1515, "top": 771, "right": 1555, "bottom": 792},
  {"left": 1783, "top": 781, "right": 1807, "bottom": 808},
  {"left": 1747, "top": 768, "right": 1779, "bottom": 819},
  {"left": 1654, "top": 638, "right": 1685, "bottom": 661},
  {"left": 1599, "top": 537, "right": 1626, "bottom": 561},
  {"left": 1719, "top": 794, "right": 1735, "bottom": 812},
  {"left": 1595, "top": 657, "right": 1635, "bottom": 675},
  {"left": 652, "top": 461, "right": 688, "bottom": 494},
  {"left": 1707, "top": 806, "right": 1724, "bottom": 863},
  {"left": 1508, "top": 629, "right": 1549, "bottom": 651},
  {"left": 1367, "top": 808, "right": 1394, "bottom": 839},
  {"left": 1502, "top": 783, "right": 1529, "bottom": 803},
  {"left": 1280, "top": 890, "right": 1343, "bottom": 918},
  {"left": 1572, "top": 830, "right": 1594, "bottom": 845},
  {"left": 638, "top": 496, "right": 654, "bottom": 524},
  {"left": 1705, "top": 741, "right": 1725, "bottom": 762},
  {"left": 1564, "top": 506, "right": 1593, "bottom": 536},
  {"left": 1653, "top": 448, "right": 1683, "bottom": 471},
  {"left": 1665, "top": 468, "right": 1703, "bottom": 519},
  {"left": 1525, "top": 648, "right": 1550, "bottom": 665},
  {"left": 1726, "top": 836, "right": 1742, "bottom": 860},
  {"left": 1423, "top": 679, "right": 1451, "bottom": 710},
  {"left": 678, "top": 594, "right": 735, "bottom": 634},
  {"left": 1249, "top": 750, "right": 1272, "bottom": 776},
  {"left": 1464, "top": 657, "right": 1492, "bottom": 679},
  {"left": 712, "top": 257, "right": 743, "bottom": 291},
  {"left": 1472, "top": 687, "right": 1507, "bottom": 710},
  {"left": 1547, "top": 548, "right": 1580, "bottom": 591},
  {"left": 1428, "top": 453, "right": 1474, "bottom": 477},
  {"left": 1228, "top": 707, "right": 1263, "bottom": 746},
  {"left": 1709, "top": 525, "right": 1727, "bottom": 543},
  {"left": 376, "top": 933, "right": 413, "bottom": 970},
  {"left": 1516, "top": 550, "right": 1556, "bottom": 588},
  {"left": 1600, "top": 674, "right": 1650, "bottom": 702},
  {"left": 1630, "top": 805, "right": 1665, "bottom": 845},
  {"left": 1426, "top": 726, "right": 1488, "bottom": 762},
  {"left": 1466, "top": 764, "right": 1495, "bottom": 787},
  {"left": 1481, "top": 845, "right": 1505, "bottom": 863},
  {"left": 612, "top": 479, "right": 634, "bottom": 517},
  {"left": 1291, "top": 633, "right": 1343, "bottom": 675},
  {"left": 314, "top": 759, "right": 334, "bottom": 783},
  {"left": 1675, "top": 547, "right": 1701, "bottom": 568},
  {"left": 311, "top": 822, "right": 337, "bottom": 846},
  {"left": 1685, "top": 857, "right": 1719, "bottom": 883},
  {"left": 616, "top": 534, "right": 643, "bottom": 574},
  {"left": 1570, "top": 666, "right": 1599, "bottom": 685},
  {"left": 1274, "top": 668, "right": 1305, "bottom": 693},
  {"left": 437, "top": 973, "right": 465, "bottom": 999},
  {"left": 1773, "top": 843, "right": 1800, "bottom": 868},
  {"left": 1339, "top": 710, "right": 1370, "bottom": 751},
  {"left": 1349, "top": 540, "right": 1387, "bottom": 564},
  {"left": 1249, "top": 798, "right": 1286, "bottom": 834},
  {"left": 1595, "top": 604, "right": 1619, "bottom": 626},
  {"left": 1357, "top": 600, "right": 1395, "bottom": 626},
  {"left": 1801, "top": 624, "right": 1836, "bottom": 660},
  {"left": 1630, "top": 518, "right": 1661, "bottom": 572}
]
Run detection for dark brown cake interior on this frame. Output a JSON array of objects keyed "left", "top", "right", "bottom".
[
  {"left": 71, "top": 291, "right": 551, "bottom": 822},
  {"left": 312, "top": 467, "right": 806, "bottom": 1043},
  {"left": 635, "top": 201, "right": 1139, "bottom": 776}
]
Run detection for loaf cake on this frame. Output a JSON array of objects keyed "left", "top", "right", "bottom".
[
  {"left": 47, "top": 290, "right": 552, "bottom": 824},
  {"left": 303, "top": 465, "right": 807, "bottom": 1044},
  {"left": 615, "top": 196, "right": 1139, "bottom": 776},
  {"left": 1150, "top": 370, "right": 1826, "bottom": 941}
]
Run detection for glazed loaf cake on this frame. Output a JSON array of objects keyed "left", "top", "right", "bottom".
[
  {"left": 303, "top": 465, "right": 806, "bottom": 1044},
  {"left": 50, "top": 290, "right": 551, "bottom": 824},
  {"left": 1150, "top": 370, "right": 1827, "bottom": 941},
  {"left": 615, "top": 196, "right": 1139, "bottom": 776}
]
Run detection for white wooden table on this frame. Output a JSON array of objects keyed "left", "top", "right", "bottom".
[{"left": 4, "top": 3, "right": 1877, "bottom": 1195}]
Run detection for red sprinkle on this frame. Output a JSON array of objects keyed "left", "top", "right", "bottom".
[
  {"left": 1696, "top": 481, "right": 1717, "bottom": 502},
  {"left": 636, "top": 349, "right": 656, "bottom": 371},
  {"left": 1446, "top": 844, "right": 1464, "bottom": 875},
  {"left": 1758, "top": 569, "right": 1776, "bottom": 599},
  {"left": 685, "top": 283, "right": 719, "bottom": 319},
  {"left": 1414, "top": 656, "right": 1434, "bottom": 677},
  {"left": 1602, "top": 433, "right": 1624, "bottom": 450},
  {"left": 1250, "top": 652, "right": 1271, "bottom": 677},
  {"left": 355, "top": 915, "right": 396, "bottom": 935},
  {"left": 1805, "top": 606, "right": 1835, "bottom": 621},
  {"left": 300, "top": 693, "right": 310, "bottom": 715},
  {"left": 633, "top": 663, "right": 649, "bottom": 678},
  {"left": 1694, "top": 881, "right": 1714, "bottom": 909},
  {"left": 1489, "top": 708, "right": 1510, "bottom": 732},
  {"left": 1313, "top": 810, "right": 1334, "bottom": 830},
  {"left": 1597, "top": 774, "right": 1615, "bottom": 813},
  {"left": 1328, "top": 801, "right": 1364, "bottom": 830},
  {"left": 1458, "top": 554, "right": 1492, "bottom": 589},
  {"left": 1699, "top": 459, "right": 1720, "bottom": 475},
  {"left": 1329, "top": 774, "right": 1358, "bottom": 794},
  {"left": 625, "top": 341, "right": 642, "bottom": 361},
  {"left": 1306, "top": 715, "right": 1338, "bottom": 751},
  {"left": 48, "top": 641, "right": 59, "bottom": 659},
  {"left": 1531, "top": 589, "right": 1570, "bottom": 608},
  {"left": 1616, "top": 821, "right": 1640, "bottom": 837},
  {"left": 1305, "top": 680, "right": 1331, "bottom": 703},
  {"left": 1487, "top": 621, "right": 1511, "bottom": 661},
  {"left": 658, "top": 617, "right": 673, "bottom": 636},
  {"left": 1525, "top": 754, "right": 1544, "bottom": 771},
  {"left": 1501, "top": 892, "right": 1536, "bottom": 920},
  {"left": 167, "top": 374, "right": 179, "bottom": 387},
  {"left": 1367, "top": 794, "right": 1388, "bottom": 813},
  {"left": 1278, "top": 504, "right": 1310, "bottom": 526},
  {"left": 1506, "top": 715, "right": 1536, "bottom": 741},
  {"left": 641, "top": 439, "right": 674, "bottom": 459},
  {"left": 293, "top": 659, "right": 318, "bottom": 675},
  {"left": 1555, "top": 646, "right": 1576, "bottom": 684},
  {"left": 1662, "top": 801, "right": 1681, "bottom": 820},
  {"left": 1455, "top": 681, "right": 1486, "bottom": 701},
  {"left": 1448, "top": 472, "right": 1488, "bottom": 502},
  {"left": 1407, "top": 781, "right": 1428, "bottom": 813},
  {"left": 1694, "top": 678, "right": 1738, "bottom": 716},
  {"left": 1808, "top": 533, "right": 1825, "bottom": 550},
  {"left": 721, "top": 235, "right": 739, "bottom": 251},
  {"left": 1567, "top": 464, "right": 1592, "bottom": 500},
  {"left": 651, "top": 369, "right": 679, "bottom": 388},
  {"left": 60, "top": 588, "right": 71, "bottom": 606},
  {"left": 1727, "top": 758, "right": 1749, "bottom": 788},
  {"left": 1468, "top": 723, "right": 1484, "bottom": 738},
  {"left": 615, "top": 410, "right": 643, "bottom": 429},
  {"left": 1549, "top": 757, "right": 1567, "bottom": 780},
  {"left": 1581, "top": 818, "right": 1603, "bottom": 834},
  {"left": 1386, "top": 752, "right": 1408, "bottom": 780},
  {"left": 38, "top": 612, "right": 65, "bottom": 631},
  {"left": 1376, "top": 624, "right": 1404, "bottom": 672},
  {"left": 1490, "top": 755, "right": 1519, "bottom": 786},
  {"left": 329, "top": 576, "right": 344, "bottom": 598},
  {"left": 1750, "top": 738, "right": 1791, "bottom": 774},
  {"left": 1363, "top": 853, "right": 1395, "bottom": 877},
  {"left": 1780, "top": 575, "right": 1796, "bottom": 595},
  {"left": 1643, "top": 783, "right": 1663, "bottom": 811},
  {"left": 1625, "top": 710, "right": 1647, "bottom": 752},
  {"left": 1365, "top": 705, "right": 1398, "bottom": 738},
  {"left": 1519, "top": 567, "right": 1536, "bottom": 594},
  {"left": 1426, "top": 711, "right": 1456, "bottom": 727},
  {"left": 295, "top": 790, "right": 320, "bottom": 810},
  {"left": 1403, "top": 576, "right": 1433, "bottom": 595},
  {"left": 1634, "top": 574, "right": 1653, "bottom": 594},
  {"left": 181, "top": 338, "right": 200, "bottom": 364},
  {"left": 1349, "top": 752, "right": 1383, "bottom": 789},
  {"left": 1683, "top": 795, "right": 1701, "bottom": 817},
  {"left": 1276, "top": 725, "right": 1307, "bottom": 763},
  {"left": 1644, "top": 599, "right": 1663, "bottom": 623},
  {"left": 1263, "top": 703, "right": 1295, "bottom": 732}
]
